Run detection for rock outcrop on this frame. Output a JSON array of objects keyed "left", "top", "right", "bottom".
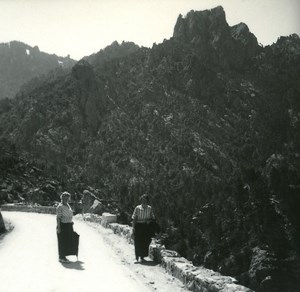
[
  {"left": 173, "top": 6, "right": 260, "bottom": 69},
  {"left": 71, "top": 60, "right": 105, "bottom": 133},
  {"left": 81, "top": 190, "right": 97, "bottom": 213}
]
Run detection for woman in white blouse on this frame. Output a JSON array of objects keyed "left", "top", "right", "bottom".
[
  {"left": 56, "top": 191, "right": 79, "bottom": 263},
  {"left": 132, "top": 194, "right": 155, "bottom": 262}
]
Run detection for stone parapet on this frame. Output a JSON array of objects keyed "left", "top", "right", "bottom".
[
  {"left": 79, "top": 213, "right": 253, "bottom": 292},
  {"left": 1, "top": 204, "right": 56, "bottom": 214},
  {"left": 81, "top": 213, "right": 103, "bottom": 224},
  {"left": 109, "top": 223, "right": 134, "bottom": 244},
  {"left": 101, "top": 212, "right": 117, "bottom": 227}
]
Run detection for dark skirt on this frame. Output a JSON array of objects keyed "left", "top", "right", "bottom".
[
  {"left": 134, "top": 222, "right": 153, "bottom": 259},
  {"left": 57, "top": 222, "right": 79, "bottom": 258}
]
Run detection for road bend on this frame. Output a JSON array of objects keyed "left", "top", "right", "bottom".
[{"left": 0, "top": 211, "right": 152, "bottom": 292}]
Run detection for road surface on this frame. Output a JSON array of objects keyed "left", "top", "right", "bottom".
[{"left": 0, "top": 211, "right": 186, "bottom": 292}]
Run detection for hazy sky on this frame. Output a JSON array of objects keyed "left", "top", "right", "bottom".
[{"left": 1, "top": 0, "right": 299, "bottom": 60}]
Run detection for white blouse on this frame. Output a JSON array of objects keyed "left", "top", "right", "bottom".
[{"left": 56, "top": 203, "right": 73, "bottom": 223}]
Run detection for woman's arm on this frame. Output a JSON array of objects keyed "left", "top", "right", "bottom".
[
  {"left": 56, "top": 205, "right": 62, "bottom": 233},
  {"left": 56, "top": 217, "right": 61, "bottom": 233},
  {"left": 150, "top": 206, "right": 155, "bottom": 220},
  {"left": 132, "top": 207, "right": 138, "bottom": 232}
]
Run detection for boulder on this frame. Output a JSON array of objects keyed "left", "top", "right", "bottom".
[
  {"left": 42, "top": 183, "right": 57, "bottom": 198},
  {"left": 248, "top": 247, "right": 276, "bottom": 289},
  {"left": 81, "top": 190, "right": 97, "bottom": 213},
  {"left": 88, "top": 199, "right": 105, "bottom": 215}
]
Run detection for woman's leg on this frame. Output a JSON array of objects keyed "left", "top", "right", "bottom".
[
  {"left": 57, "top": 232, "right": 63, "bottom": 259},
  {"left": 61, "top": 223, "right": 74, "bottom": 257},
  {"left": 134, "top": 223, "right": 152, "bottom": 260},
  {"left": 140, "top": 234, "right": 151, "bottom": 258},
  {"left": 134, "top": 223, "right": 143, "bottom": 260},
  {"left": 57, "top": 222, "right": 65, "bottom": 260}
]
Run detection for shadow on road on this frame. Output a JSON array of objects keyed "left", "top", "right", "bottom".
[
  {"left": 60, "top": 260, "right": 85, "bottom": 270},
  {"left": 139, "top": 260, "right": 158, "bottom": 266}
]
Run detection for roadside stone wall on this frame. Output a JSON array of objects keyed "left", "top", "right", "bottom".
[
  {"left": 1, "top": 204, "right": 56, "bottom": 214},
  {"left": 77, "top": 213, "right": 253, "bottom": 292}
]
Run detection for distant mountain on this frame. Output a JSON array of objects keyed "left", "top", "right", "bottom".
[
  {"left": 1, "top": 6, "right": 300, "bottom": 292},
  {"left": 0, "top": 41, "right": 76, "bottom": 99}
]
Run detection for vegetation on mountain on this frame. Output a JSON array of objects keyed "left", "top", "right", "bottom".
[{"left": 0, "top": 6, "right": 299, "bottom": 291}]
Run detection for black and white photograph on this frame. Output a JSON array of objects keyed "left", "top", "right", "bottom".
[{"left": 0, "top": 0, "right": 299, "bottom": 291}]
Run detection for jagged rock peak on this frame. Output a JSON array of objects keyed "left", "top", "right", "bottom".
[
  {"left": 0, "top": 40, "right": 40, "bottom": 55},
  {"left": 173, "top": 6, "right": 228, "bottom": 42},
  {"left": 100, "top": 40, "right": 140, "bottom": 55},
  {"left": 273, "top": 33, "right": 300, "bottom": 54},
  {"left": 231, "top": 22, "right": 258, "bottom": 47},
  {"left": 85, "top": 40, "right": 140, "bottom": 66},
  {"left": 276, "top": 33, "right": 300, "bottom": 46},
  {"left": 231, "top": 22, "right": 250, "bottom": 37}
]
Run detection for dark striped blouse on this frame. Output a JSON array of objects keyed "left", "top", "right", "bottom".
[{"left": 132, "top": 204, "right": 155, "bottom": 223}]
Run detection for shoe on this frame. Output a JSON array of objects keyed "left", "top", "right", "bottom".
[
  {"left": 141, "top": 257, "right": 145, "bottom": 262},
  {"left": 59, "top": 258, "right": 70, "bottom": 263}
]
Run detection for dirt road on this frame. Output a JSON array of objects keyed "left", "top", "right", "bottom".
[{"left": 0, "top": 211, "right": 186, "bottom": 292}]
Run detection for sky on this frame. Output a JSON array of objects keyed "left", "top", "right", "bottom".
[{"left": 0, "top": 0, "right": 299, "bottom": 60}]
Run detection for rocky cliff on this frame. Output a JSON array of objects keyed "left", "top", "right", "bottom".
[
  {"left": 0, "top": 6, "right": 299, "bottom": 292},
  {"left": 173, "top": 6, "right": 260, "bottom": 69}
]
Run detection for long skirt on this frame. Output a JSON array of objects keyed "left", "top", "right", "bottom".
[
  {"left": 57, "top": 222, "right": 79, "bottom": 258},
  {"left": 134, "top": 222, "right": 152, "bottom": 259}
]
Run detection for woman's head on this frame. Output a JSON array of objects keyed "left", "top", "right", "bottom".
[
  {"left": 139, "top": 194, "right": 149, "bottom": 205},
  {"left": 60, "top": 191, "right": 71, "bottom": 202}
]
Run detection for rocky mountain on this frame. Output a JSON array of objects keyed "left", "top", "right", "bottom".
[
  {"left": 85, "top": 40, "right": 140, "bottom": 66},
  {"left": 0, "top": 41, "right": 76, "bottom": 99},
  {"left": 0, "top": 6, "right": 300, "bottom": 292}
]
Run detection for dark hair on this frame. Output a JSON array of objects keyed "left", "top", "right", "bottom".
[{"left": 139, "top": 194, "right": 149, "bottom": 203}]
